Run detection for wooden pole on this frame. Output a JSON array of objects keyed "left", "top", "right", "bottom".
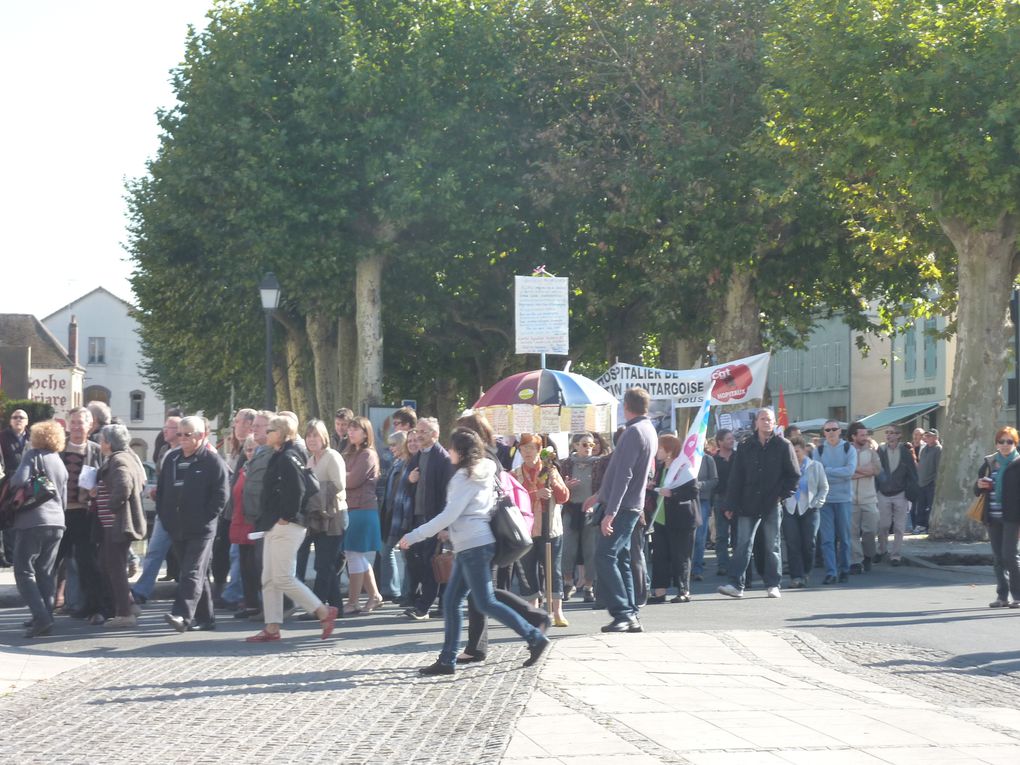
[{"left": 544, "top": 494, "right": 554, "bottom": 609}]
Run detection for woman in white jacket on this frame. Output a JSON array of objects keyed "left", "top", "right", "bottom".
[
  {"left": 782, "top": 437, "right": 829, "bottom": 588},
  {"left": 399, "top": 428, "right": 550, "bottom": 676}
]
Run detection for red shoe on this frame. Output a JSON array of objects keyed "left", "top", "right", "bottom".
[
  {"left": 320, "top": 606, "right": 339, "bottom": 640},
  {"left": 245, "top": 629, "right": 281, "bottom": 643}
]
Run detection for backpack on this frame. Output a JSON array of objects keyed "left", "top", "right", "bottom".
[
  {"left": 287, "top": 453, "right": 320, "bottom": 526},
  {"left": 816, "top": 441, "right": 851, "bottom": 456}
]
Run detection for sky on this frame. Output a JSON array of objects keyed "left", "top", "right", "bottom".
[{"left": 1, "top": 0, "right": 214, "bottom": 318}]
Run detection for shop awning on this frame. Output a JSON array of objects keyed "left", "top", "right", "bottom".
[{"left": 859, "top": 402, "right": 941, "bottom": 430}]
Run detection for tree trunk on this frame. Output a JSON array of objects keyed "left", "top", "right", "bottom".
[
  {"left": 354, "top": 254, "right": 385, "bottom": 412},
  {"left": 306, "top": 312, "right": 339, "bottom": 419},
  {"left": 715, "top": 268, "right": 763, "bottom": 361},
  {"left": 660, "top": 336, "right": 705, "bottom": 370},
  {"left": 434, "top": 376, "right": 461, "bottom": 443},
  {"left": 931, "top": 213, "right": 1019, "bottom": 541},
  {"left": 337, "top": 312, "right": 357, "bottom": 410},
  {"left": 283, "top": 327, "right": 311, "bottom": 420}
]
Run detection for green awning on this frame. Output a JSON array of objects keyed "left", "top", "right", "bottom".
[{"left": 860, "top": 402, "right": 941, "bottom": 430}]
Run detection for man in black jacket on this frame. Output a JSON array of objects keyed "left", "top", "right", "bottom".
[
  {"left": 157, "top": 416, "right": 230, "bottom": 632},
  {"left": 718, "top": 408, "right": 800, "bottom": 599}
]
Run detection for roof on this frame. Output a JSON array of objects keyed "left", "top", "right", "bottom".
[
  {"left": 42, "top": 286, "right": 134, "bottom": 321},
  {"left": 0, "top": 314, "right": 77, "bottom": 368}
]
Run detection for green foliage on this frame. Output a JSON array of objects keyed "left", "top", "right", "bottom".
[{"left": 0, "top": 399, "right": 55, "bottom": 425}]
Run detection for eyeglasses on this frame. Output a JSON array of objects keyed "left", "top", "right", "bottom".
[
  {"left": 998, "top": 439, "right": 1015, "bottom": 445},
  {"left": 179, "top": 431, "right": 197, "bottom": 438},
  {"left": 579, "top": 441, "right": 595, "bottom": 447},
  {"left": 11, "top": 415, "right": 27, "bottom": 420},
  {"left": 823, "top": 427, "right": 840, "bottom": 432}
]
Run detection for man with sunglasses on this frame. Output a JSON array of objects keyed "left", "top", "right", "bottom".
[
  {"left": 156, "top": 416, "right": 229, "bottom": 632},
  {"left": 816, "top": 420, "right": 857, "bottom": 584},
  {"left": 876, "top": 426, "right": 918, "bottom": 565}
]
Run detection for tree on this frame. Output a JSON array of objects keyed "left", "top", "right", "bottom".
[{"left": 769, "top": 0, "right": 1020, "bottom": 539}]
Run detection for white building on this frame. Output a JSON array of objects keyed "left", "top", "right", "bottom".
[{"left": 43, "top": 287, "right": 167, "bottom": 461}]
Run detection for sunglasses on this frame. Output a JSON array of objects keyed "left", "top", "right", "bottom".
[
  {"left": 823, "top": 427, "right": 840, "bottom": 432},
  {"left": 998, "top": 439, "right": 1015, "bottom": 445},
  {"left": 266, "top": 428, "right": 277, "bottom": 433},
  {"left": 179, "top": 432, "right": 196, "bottom": 438}
]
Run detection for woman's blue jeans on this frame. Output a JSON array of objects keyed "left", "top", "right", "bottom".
[{"left": 439, "top": 543, "right": 544, "bottom": 667}]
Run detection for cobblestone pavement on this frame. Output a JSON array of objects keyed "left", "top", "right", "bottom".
[
  {"left": 0, "top": 640, "right": 539, "bottom": 765},
  {"left": 506, "top": 630, "right": 1020, "bottom": 765}
]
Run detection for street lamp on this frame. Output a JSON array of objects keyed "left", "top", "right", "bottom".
[{"left": 259, "top": 272, "right": 281, "bottom": 410}]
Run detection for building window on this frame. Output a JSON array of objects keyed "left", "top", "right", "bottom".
[
  {"left": 84, "top": 385, "right": 111, "bottom": 405},
  {"left": 88, "top": 337, "right": 106, "bottom": 364},
  {"left": 833, "top": 342, "right": 842, "bottom": 387},
  {"left": 828, "top": 405, "right": 847, "bottom": 423},
  {"left": 923, "top": 318, "right": 938, "bottom": 378},
  {"left": 904, "top": 324, "right": 917, "bottom": 381},
  {"left": 130, "top": 391, "right": 145, "bottom": 422}
]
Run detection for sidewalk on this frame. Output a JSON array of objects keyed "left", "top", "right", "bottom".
[
  {"left": 504, "top": 630, "right": 1020, "bottom": 765},
  {"left": 899, "top": 535, "right": 995, "bottom": 574}
]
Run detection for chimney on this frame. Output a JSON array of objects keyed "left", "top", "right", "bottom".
[{"left": 68, "top": 315, "right": 79, "bottom": 365}]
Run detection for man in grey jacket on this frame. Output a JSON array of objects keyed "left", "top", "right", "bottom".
[{"left": 590, "top": 388, "right": 657, "bottom": 633}]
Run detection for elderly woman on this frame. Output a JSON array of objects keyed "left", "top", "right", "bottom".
[
  {"left": 95, "top": 424, "right": 147, "bottom": 628},
  {"left": 513, "top": 433, "right": 570, "bottom": 627},
  {"left": 304, "top": 419, "right": 347, "bottom": 611},
  {"left": 246, "top": 415, "right": 338, "bottom": 642},
  {"left": 11, "top": 420, "right": 68, "bottom": 638},
  {"left": 649, "top": 434, "right": 700, "bottom": 603},
  {"left": 229, "top": 435, "right": 261, "bottom": 618},
  {"left": 343, "top": 416, "right": 383, "bottom": 615},
  {"left": 978, "top": 426, "right": 1020, "bottom": 608}
]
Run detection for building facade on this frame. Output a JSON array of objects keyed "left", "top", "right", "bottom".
[
  {"left": 43, "top": 287, "right": 166, "bottom": 461},
  {"left": 0, "top": 314, "right": 85, "bottom": 424}
]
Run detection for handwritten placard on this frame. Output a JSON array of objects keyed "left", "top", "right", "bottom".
[
  {"left": 515, "top": 276, "right": 569, "bottom": 355},
  {"left": 485, "top": 406, "right": 511, "bottom": 435},
  {"left": 538, "top": 405, "right": 562, "bottom": 434},
  {"left": 569, "top": 408, "right": 588, "bottom": 434},
  {"left": 512, "top": 404, "right": 536, "bottom": 433}
]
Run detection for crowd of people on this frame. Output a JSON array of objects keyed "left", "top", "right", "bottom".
[{"left": 2, "top": 387, "right": 1017, "bottom": 671}]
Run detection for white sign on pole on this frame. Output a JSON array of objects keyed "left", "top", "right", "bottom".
[{"left": 515, "top": 276, "right": 569, "bottom": 355}]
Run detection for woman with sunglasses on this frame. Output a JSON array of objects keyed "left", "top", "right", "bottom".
[{"left": 977, "top": 426, "right": 1020, "bottom": 608}]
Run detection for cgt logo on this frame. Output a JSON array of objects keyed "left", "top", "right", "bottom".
[{"left": 711, "top": 363, "right": 754, "bottom": 404}]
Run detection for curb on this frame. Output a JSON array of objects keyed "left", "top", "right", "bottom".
[{"left": 900, "top": 554, "right": 996, "bottom": 578}]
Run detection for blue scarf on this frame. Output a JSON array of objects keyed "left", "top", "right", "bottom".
[{"left": 991, "top": 449, "right": 1018, "bottom": 509}]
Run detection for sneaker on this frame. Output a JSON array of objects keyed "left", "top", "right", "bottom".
[
  {"left": 104, "top": 615, "right": 138, "bottom": 629},
  {"left": 163, "top": 613, "right": 187, "bottom": 633},
  {"left": 890, "top": 557, "right": 902, "bottom": 567},
  {"left": 187, "top": 621, "right": 216, "bottom": 632},
  {"left": 647, "top": 594, "right": 667, "bottom": 604},
  {"left": 405, "top": 609, "right": 430, "bottom": 621},
  {"left": 717, "top": 584, "right": 743, "bottom": 599},
  {"left": 626, "top": 619, "right": 644, "bottom": 633},
  {"left": 88, "top": 613, "right": 106, "bottom": 626},
  {"left": 670, "top": 593, "right": 691, "bottom": 603},
  {"left": 1010, "top": 601, "right": 1020, "bottom": 609},
  {"left": 766, "top": 587, "right": 782, "bottom": 599},
  {"left": 849, "top": 563, "right": 863, "bottom": 575},
  {"left": 419, "top": 661, "right": 455, "bottom": 676},
  {"left": 989, "top": 599, "right": 1009, "bottom": 608},
  {"left": 789, "top": 579, "right": 805, "bottom": 589},
  {"left": 523, "top": 637, "right": 550, "bottom": 667}
]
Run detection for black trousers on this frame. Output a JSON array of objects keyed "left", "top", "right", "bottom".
[
  {"left": 988, "top": 519, "right": 1020, "bottom": 602},
  {"left": 465, "top": 564, "right": 548, "bottom": 657},
  {"left": 650, "top": 516, "right": 696, "bottom": 594},
  {"left": 57, "top": 510, "right": 109, "bottom": 616},
  {"left": 211, "top": 516, "right": 231, "bottom": 589},
  {"left": 407, "top": 536, "right": 440, "bottom": 613},
  {"left": 171, "top": 535, "right": 215, "bottom": 625},
  {"left": 99, "top": 527, "right": 133, "bottom": 617},
  {"left": 238, "top": 543, "right": 261, "bottom": 609}
]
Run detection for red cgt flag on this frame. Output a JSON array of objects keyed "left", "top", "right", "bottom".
[{"left": 777, "top": 385, "right": 789, "bottom": 430}]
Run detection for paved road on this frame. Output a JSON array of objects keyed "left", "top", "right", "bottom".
[{"left": 1, "top": 557, "right": 1016, "bottom": 764}]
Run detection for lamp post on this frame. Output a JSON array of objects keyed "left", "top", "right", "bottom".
[{"left": 259, "top": 272, "right": 281, "bottom": 410}]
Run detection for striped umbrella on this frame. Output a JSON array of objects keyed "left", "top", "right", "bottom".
[{"left": 474, "top": 369, "right": 615, "bottom": 408}]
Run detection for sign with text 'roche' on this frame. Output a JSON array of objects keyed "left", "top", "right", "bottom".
[
  {"left": 515, "top": 275, "right": 569, "bottom": 356},
  {"left": 596, "top": 352, "right": 771, "bottom": 408}
]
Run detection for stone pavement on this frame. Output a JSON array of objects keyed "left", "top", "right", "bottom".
[{"left": 505, "top": 630, "right": 1020, "bottom": 765}]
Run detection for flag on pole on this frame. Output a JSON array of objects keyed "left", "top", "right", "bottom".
[
  {"left": 777, "top": 385, "right": 789, "bottom": 435},
  {"left": 663, "top": 395, "right": 712, "bottom": 489}
]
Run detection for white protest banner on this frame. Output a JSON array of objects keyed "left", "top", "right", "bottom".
[
  {"left": 663, "top": 396, "right": 712, "bottom": 488},
  {"left": 595, "top": 352, "right": 770, "bottom": 408},
  {"left": 515, "top": 275, "right": 569, "bottom": 355}
]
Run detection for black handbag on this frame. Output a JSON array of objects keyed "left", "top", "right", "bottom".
[{"left": 490, "top": 477, "right": 533, "bottom": 567}]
